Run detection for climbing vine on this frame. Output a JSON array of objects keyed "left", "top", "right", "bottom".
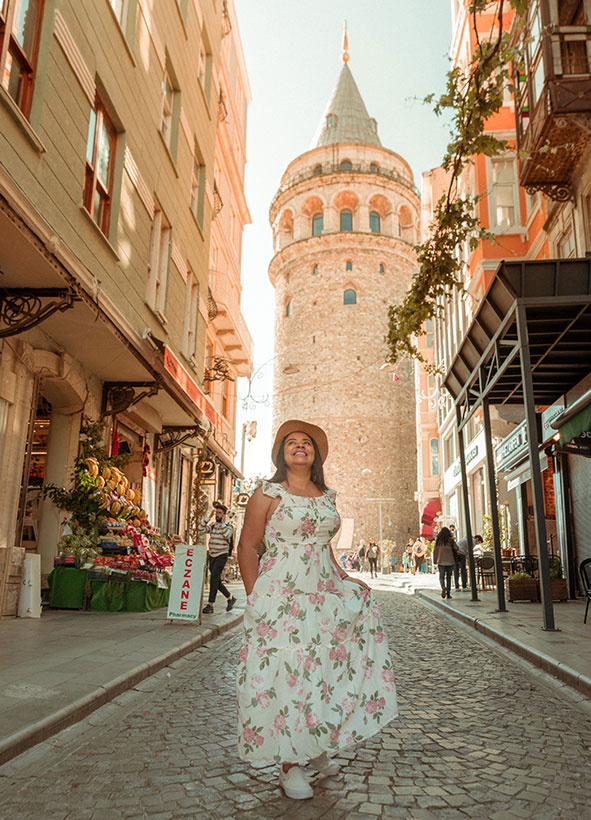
[{"left": 386, "top": 0, "right": 532, "bottom": 367}]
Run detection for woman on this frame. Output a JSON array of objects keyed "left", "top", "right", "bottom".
[
  {"left": 433, "top": 526, "right": 457, "bottom": 600},
  {"left": 237, "top": 420, "right": 397, "bottom": 800},
  {"left": 412, "top": 539, "right": 426, "bottom": 575}
]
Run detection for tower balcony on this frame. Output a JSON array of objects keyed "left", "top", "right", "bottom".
[
  {"left": 513, "top": 1, "right": 591, "bottom": 201},
  {"left": 208, "top": 269, "right": 253, "bottom": 376}
]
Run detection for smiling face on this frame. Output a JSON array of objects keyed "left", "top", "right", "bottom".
[{"left": 282, "top": 431, "right": 315, "bottom": 469}]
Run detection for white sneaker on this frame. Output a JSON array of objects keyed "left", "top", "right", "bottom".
[
  {"left": 278, "top": 765, "right": 314, "bottom": 799},
  {"left": 307, "top": 752, "right": 339, "bottom": 778}
]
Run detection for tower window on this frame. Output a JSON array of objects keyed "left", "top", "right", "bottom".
[
  {"left": 370, "top": 211, "right": 381, "bottom": 233},
  {"left": 312, "top": 212, "right": 323, "bottom": 236},
  {"left": 340, "top": 209, "right": 353, "bottom": 232},
  {"left": 327, "top": 113, "right": 337, "bottom": 128},
  {"left": 312, "top": 265, "right": 318, "bottom": 275},
  {"left": 285, "top": 300, "right": 292, "bottom": 317},
  {"left": 340, "top": 159, "right": 353, "bottom": 171},
  {"left": 430, "top": 438, "right": 440, "bottom": 476},
  {"left": 379, "top": 263, "right": 385, "bottom": 274},
  {"left": 344, "top": 289, "right": 357, "bottom": 305},
  {"left": 346, "top": 260, "right": 352, "bottom": 271},
  {"left": 312, "top": 164, "right": 322, "bottom": 176},
  {"left": 370, "top": 162, "right": 379, "bottom": 173}
]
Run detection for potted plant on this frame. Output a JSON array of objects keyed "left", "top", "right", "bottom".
[
  {"left": 549, "top": 557, "right": 568, "bottom": 602},
  {"left": 507, "top": 571, "right": 539, "bottom": 602}
]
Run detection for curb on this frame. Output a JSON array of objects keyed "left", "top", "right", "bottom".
[
  {"left": 0, "top": 611, "right": 243, "bottom": 767},
  {"left": 416, "top": 591, "right": 591, "bottom": 700}
]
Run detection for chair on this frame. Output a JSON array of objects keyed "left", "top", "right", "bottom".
[
  {"left": 580, "top": 558, "right": 591, "bottom": 624},
  {"left": 477, "top": 555, "right": 496, "bottom": 590}
]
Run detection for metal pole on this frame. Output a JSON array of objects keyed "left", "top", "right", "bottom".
[
  {"left": 240, "top": 422, "right": 246, "bottom": 476},
  {"left": 516, "top": 304, "right": 556, "bottom": 631},
  {"left": 378, "top": 502, "right": 383, "bottom": 552},
  {"left": 455, "top": 405, "right": 479, "bottom": 602},
  {"left": 482, "top": 398, "right": 507, "bottom": 612}
]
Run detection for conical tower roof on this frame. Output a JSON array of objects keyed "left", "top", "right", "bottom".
[{"left": 312, "top": 62, "right": 381, "bottom": 148}]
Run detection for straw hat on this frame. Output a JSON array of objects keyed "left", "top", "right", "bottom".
[{"left": 271, "top": 419, "right": 329, "bottom": 466}]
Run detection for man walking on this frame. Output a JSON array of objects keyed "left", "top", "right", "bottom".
[
  {"left": 356, "top": 539, "right": 367, "bottom": 572},
  {"left": 366, "top": 539, "right": 380, "bottom": 579},
  {"left": 455, "top": 533, "right": 482, "bottom": 591},
  {"left": 200, "top": 501, "right": 236, "bottom": 614}
]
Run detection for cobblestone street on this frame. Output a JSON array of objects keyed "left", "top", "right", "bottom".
[{"left": 1, "top": 590, "right": 590, "bottom": 820}]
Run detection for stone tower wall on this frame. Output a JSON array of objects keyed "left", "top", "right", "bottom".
[{"left": 270, "top": 144, "right": 420, "bottom": 552}]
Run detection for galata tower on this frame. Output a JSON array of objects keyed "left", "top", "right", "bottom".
[{"left": 269, "top": 46, "right": 419, "bottom": 551}]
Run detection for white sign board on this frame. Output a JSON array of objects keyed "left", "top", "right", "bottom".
[{"left": 167, "top": 544, "right": 207, "bottom": 622}]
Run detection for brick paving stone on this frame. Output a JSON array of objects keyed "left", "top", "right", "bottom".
[{"left": 0, "top": 592, "right": 589, "bottom": 818}]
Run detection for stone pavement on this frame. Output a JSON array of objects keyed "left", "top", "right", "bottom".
[
  {"left": 416, "top": 587, "right": 591, "bottom": 700},
  {"left": 1, "top": 588, "right": 590, "bottom": 819},
  {"left": 0, "top": 581, "right": 244, "bottom": 765}
]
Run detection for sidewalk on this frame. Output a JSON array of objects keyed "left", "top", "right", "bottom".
[
  {"left": 416, "top": 587, "right": 591, "bottom": 699},
  {"left": 0, "top": 581, "right": 245, "bottom": 765}
]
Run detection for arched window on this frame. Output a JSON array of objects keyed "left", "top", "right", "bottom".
[
  {"left": 312, "top": 164, "right": 322, "bottom": 176},
  {"left": 369, "top": 162, "right": 379, "bottom": 173},
  {"left": 312, "top": 265, "right": 319, "bottom": 276},
  {"left": 346, "top": 260, "right": 353, "bottom": 271},
  {"left": 430, "top": 439, "right": 440, "bottom": 476},
  {"left": 344, "top": 288, "right": 357, "bottom": 305},
  {"left": 285, "top": 300, "right": 292, "bottom": 317},
  {"left": 339, "top": 159, "right": 353, "bottom": 171},
  {"left": 370, "top": 211, "right": 381, "bottom": 233},
  {"left": 312, "top": 212, "right": 323, "bottom": 236},
  {"left": 326, "top": 114, "right": 337, "bottom": 128},
  {"left": 379, "top": 263, "right": 385, "bottom": 274},
  {"left": 340, "top": 209, "right": 353, "bottom": 231}
]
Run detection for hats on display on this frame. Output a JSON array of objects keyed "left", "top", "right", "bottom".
[
  {"left": 271, "top": 419, "right": 329, "bottom": 466},
  {"left": 213, "top": 500, "right": 228, "bottom": 513}
]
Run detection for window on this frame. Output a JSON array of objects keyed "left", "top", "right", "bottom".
[
  {"left": 161, "top": 66, "right": 175, "bottom": 148},
  {"left": 379, "top": 263, "right": 385, "bottom": 274},
  {"left": 312, "top": 265, "right": 318, "bottom": 275},
  {"left": 190, "top": 143, "right": 206, "bottom": 227},
  {"left": 198, "top": 30, "right": 212, "bottom": 100},
  {"left": 285, "top": 300, "right": 292, "bottom": 317},
  {"left": 312, "top": 164, "right": 322, "bottom": 176},
  {"left": 444, "top": 433, "right": 456, "bottom": 470},
  {"left": 183, "top": 274, "right": 199, "bottom": 360},
  {"left": 0, "top": 0, "right": 44, "bottom": 117},
  {"left": 340, "top": 159, "right": 352, "bottom": 171},
  {"left": 425, "top": 318, "right": 434, "bottom": 348},
  {"left": 344, "top": 288, "right": 357, "bottom": 305},
  {"left": 369, "top": 210, "right": 381, "bottom": 233},
  {"left": 340, "top": 209, "right": 353, "bottom": 231},
  {"left": 326, "top": 113, "right": 337, "bottom": 127},
  {"left": 369, "top": 162, "right": 379, "bottom": 173},
  {"left": 83, "top": 95, "right": 116, "bottom": 236},
  {"left": 222, "top": 377, "right": 230, "bottom": 420},
  {"left": 430, "top": 439, "right": 440, "bottom": 476},
  {"left": 558, "top": 229, "right": 575, "bottom": 259},
  {"left": 345, "top": 260, "right": 352, "bottom": 271},
  {"left": 146, "top": 203, "right": 171, "bottom": 318},
  {"left": 312, "top": 212, "right": 323, "bottom": 236},
  {"left": 490, "top": 158, "right": 517, "bottom": 228},
  {"left": 109, "top": 0, "right": 126, "bottom": 25}
]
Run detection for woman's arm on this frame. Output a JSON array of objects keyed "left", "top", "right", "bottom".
[{"left": 237, "top": 487, "right": 272, "bottom": 596}]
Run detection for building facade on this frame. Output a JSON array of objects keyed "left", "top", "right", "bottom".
[
  {"left": 0, "top": 0, "right": 251, "bottom": 612},
  {"left": 269, "top": 52, "right": 419, "bottom": 550}
]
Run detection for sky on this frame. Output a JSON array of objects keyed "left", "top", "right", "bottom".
[{"left": 233, "top": 0, "right": 453, "bottom": 479}]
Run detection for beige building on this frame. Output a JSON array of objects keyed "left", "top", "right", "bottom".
[
  {"left": 269, "top": 52, "right": 419, "bottom": 550},
  {"left": 0, "top": 0, "right": 250, "bottom": 611}
]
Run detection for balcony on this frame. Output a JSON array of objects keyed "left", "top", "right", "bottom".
[
  {"left": 514, "top": 6, "right": 591, "bottom": 201},
  {"left": 208, "top": 269, "right": 253, "bottom": 376}
]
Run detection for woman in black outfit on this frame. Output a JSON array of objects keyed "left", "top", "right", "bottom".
[{"left": 433, "top": 527, "right": 457, "bottom": 600}]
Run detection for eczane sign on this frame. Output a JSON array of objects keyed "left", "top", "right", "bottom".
[{"left": 167, "top": 544, "right": 207, "bottom": 622}]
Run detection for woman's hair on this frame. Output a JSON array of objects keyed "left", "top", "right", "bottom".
[
  {"left": 435, "top": 526, "right": 453, "bottom": 546},
  {"left": 269, "top": 435, "right": 327, "bottom": 491}
]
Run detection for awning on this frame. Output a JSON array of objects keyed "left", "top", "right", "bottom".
[
  {"left": 559, "top": 404, "right": 591, "bottom": 445},
  {"left": 420, "top": 498, "right": 442, "bottom": 538}
]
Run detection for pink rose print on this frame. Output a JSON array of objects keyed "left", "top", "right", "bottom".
[
  {"left": 341, "top": 697, "right": 354, "bottom": 712},
  {"left": 333, "top": 626, "right": 347, "bottom": 642},
  {"left": 269, "top": 628, "right": 278, "bottom": 639},
  {"left": 256, "top": 621, "right": 270, "bottom": 637},
  {"left": 275, "top": 510, "right": 284, "bottom": 520},
  {"left": 290, "top": 601, "right": 301, "bottom": 617},
  {"left": 255, "top": 735, "right": 264, "bottom": 746},
  {"left": 301, "top": 519, "right": 316, "bottom": 534},
  {"left": 304, "top": 544, "right": 314, "bottom": 556},
  {"left": 274, "top": 714, "right": 287, "bottom": 730},
  {"left": 330, "top": 729, "right": 340, "bottom": 743},
  {"left": 374, "top": 631, "right": 384, "bottom": 643},
  {"left": 257, "top": 692, "right": 271, "bottom": 708},
  {"left": 286, "top": 673, "right": 298, "bottom": 688},
  {"left": 260, "top": 557, "right": 276, "bottom": 573},
  {"left": 239, "top": 646, "right": 248, "bottom": 663},
  {"left": 243, "top": 727, "right": 255, "bottom": 743},
  {"left": 309, "top": 593, "right": 319, "bottom": 605},
  {"left": 325, "top": 579, "right": 336, "bottom": 593},
  {"left": 304, "top": 655, "right": 318, "bottom": 672},
  {"left": 317, "top": 581, "right": 324, "bottom": 592},
  {"left": 365, "top": 699, "right": 378, "bottom": 714},
  {"left": 379, "top": 697, "right": 386, "bottom": 708},
  {"left": 305, "top": 712, "right": 319, "bottom": 728},
  {"left": 256, "top": 647, "right": 267, "bottom": 659},
  {"left": 382, "top": 668, "right": 395, "bottom": 685},
  {"left": 335, "top": 644, "right": 347, "bottom": 662}
]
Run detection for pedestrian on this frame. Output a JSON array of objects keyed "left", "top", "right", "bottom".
[
  {"left": 366, "top": 538, "right": 380, "bottom": 578},
  {"left": 389, "top": 552, "right": 397, "bottom": 573},
  {"left": 340, "top": 552, "right": 347, "bottom": 570},
  {"left": 200, "top": 501, "right": 237, "bottom": 614},
  {"left": 403, "top": 540, "right": 414, "bottom": 573},
  {"left": 412, "top": 539, "right": 426, "bottom": 574},
  {"left": 433, "top": 526, "right": 458, "bottom": 600},
  {"left": 454, "top": 534, "right": 483, "bottom": 591},
  {"left": 356, "top": 539, "right": 367, "bottom": 572},
  {"left": 236, "top": 420, "right": 397, "bottom": 800}
]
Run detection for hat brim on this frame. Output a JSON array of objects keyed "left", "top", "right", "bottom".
[{"left": 271, "top": 419, "right": 329, "bottom": 466}]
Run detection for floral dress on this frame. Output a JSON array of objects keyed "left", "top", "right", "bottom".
[{"left": 237, "top": 479, "right": 397, "bottom": 764}]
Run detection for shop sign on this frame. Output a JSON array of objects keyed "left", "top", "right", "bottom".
[
  {"left": 452, "top": 444, "right": 479, "bottom": 477},
  {"left": 235, "top": 492, "right": 249, "bottom": 507},
  {"left": 166, "top": 544, "right": 207, "bottom": 622},
  {"left": 541, "top": 398, "right": 565, "bottom": 443},
  {"left": 495, "top": 422, "right": 527, "bottom": 471}
]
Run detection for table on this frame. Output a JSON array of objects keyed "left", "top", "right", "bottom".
[{"left": 47, "top": 567, "right": 170, "bottom": 612}]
